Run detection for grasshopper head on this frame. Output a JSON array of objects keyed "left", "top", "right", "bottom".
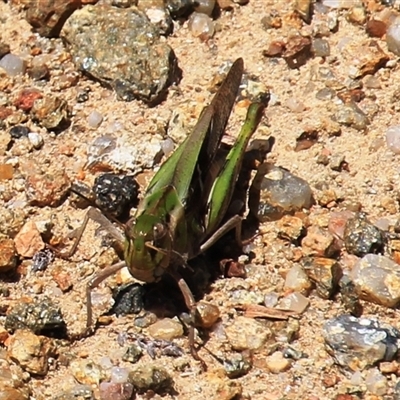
[{"left": 123, "top": 215, "right": 172, "bottom": 283}]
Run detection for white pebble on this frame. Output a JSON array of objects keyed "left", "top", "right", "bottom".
[
  {"left": 161, "top": 137, "right": 174, "bottom": 156},
  {"left": 0, "top": 54, "right": 26, "bottom": 76},
  {"left": 385, "top": 125, "right": 400, "bottom": 154},
  {"left": 28, "top": 132, "right": 44, "bottom": 149},
  {"left": 110, "top": 366, "right": 129, "bottom": 384},
  {"left": 87, "top": 110, "right": 104, "bottom": 128},
  {"left": 188, "top": 12, "right": 215, "bottom": 39}
]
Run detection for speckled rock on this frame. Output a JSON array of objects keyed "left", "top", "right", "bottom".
[
  {"left": 30, "top": 95, "right": 70, "bottom": 130},
  {"left": 61, "top": 4, "right": 178, "bottom": 104},
  {"left": 70, "top": 360, "right": 106, "bottom": 386},
  {"left": 323, "top": 315, "right": 400, "bottom": 371},
  {"left": 128, "top": 364, "right": 173, "bottom": 394},
  {"left": 350, "top": 254, "right": 400, "bottom": 308},
  {"left": 7, "top": 329, "right": 57, "bottom": 375},
  {"left": 225, "top": 316, "right": 271, "bottom": 351}
]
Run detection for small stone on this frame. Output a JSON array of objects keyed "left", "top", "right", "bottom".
[
  {"left": 386, "top": 125, "right": 400, "bottom": 154},
  {"left": 0, "top": 238, "right": 17, "bottom": 272},
  {"left": 276, "top": 215, "right": 304, "bottom": 241},
  {"left": 188, "top": 12, "right": 215, "bottom": 39},
  {"left": 365, "top": 368, "right": 388, "bottom": 396},
  {"left": 0, "top": 54, "right": 26, "bottom": 76},
  {"left": 366, "top": 19, "right": 387, "bottom": 38},
  {"left": 30, "top": 95, "right": 70, "bottom": 130},
  {"left": 9, "top": 125, "right": 30, "bottom": 139},
  {"left": 223, "top": 353, "right": 252, "bottom": 378},
  {"left": 284, "top": 265, "right": 312, "bottom": 295},
  {"left": 350, "top": 254, "right": 400, "bottom": 308},
  {"left": 312, "top": 38, "right": 331, "bottom": 57},
  {"left": 303, "top": 257, "right": 342, "bottom": 299},
  {"left": 265, "top": 351, "right": 292, "bottom": 373},
  {"left": 148, "top": 318, "right": 183, "bottom": 341},
  {"left": 5, "top": 297, "right": 66, "bottom": 335},
  {"left": 334, "top": 102, "right": 370, "bottom": 131},
  {"left": 387, "top": 16, "right": 400, "bottom": 56},
  {"left": 0, "top": 164, "right": 14, "bottom": 180},
  {"left": 193, "top": 0, "right": 215, "bottom": 16},
  {"left": 249, "top": 164, "right": 313, "bottom": 222},
  {"left": 302, "top": 225, "right": 340, "bottom": 258},
  {"left": 25, "top": 169, "right": 70, "bottom": 207},
  {"left": 14, "top": 89, "right": 43, "bottom": 112},
  {"left": 122, "top": 344, "right": 142, "bottom": 363},
  {"left": 277, "top": 292, "right": 310, "bottom": 314},
  {"left": 87, "top": 110, "right": 103, "bottom": 128},
  {"left": 28, "top": 64, "right": 50, "bottom": 81},
  {"left": 343, "top": 213, "right": 385, "bottom": 257},
  {"left": 128, "top": 364, "right": 173, "bottom": 394},
  {"left": 346, "top": 5, "right": 366, "bottom": 25},
  {"left": 323, "top": 315, "right": 400, "bottom": 371},
  {"left": 70, "top": 360, "right": 106, "bottom": 386},
  {"left": 7, "top": 329, "right": 56, "bottom": 375},
  {"left": 195, "top": 302, "right": 220, "bottom": 329},
  {"left": 225, "top": 316, "right": 271, "bottom": 351},
  {"left": 14, "top": 220, "right": 45, "bottom": 258},
  {"left": 28, "top": 132, "right": 44, "bottom": 149},
  {"left": 99, "top": 382, "right": 134, "bottom": 400}
]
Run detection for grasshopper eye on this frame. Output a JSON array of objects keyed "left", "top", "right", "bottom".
[{"left": 153, "top": 223, "right": 167, "bottom": 241}]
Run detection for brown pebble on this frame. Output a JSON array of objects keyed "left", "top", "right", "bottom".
[
  {"left": 195, "top": 301, "right": 220, "bottom": 328},
  {"left": 265, "top": 351, "right": 292, "bottom": 373},
  {"left": 0, "top": 164, "right": 13, "bottom": 181},
  {"left": 0, "top": 238, "right": 17, "bottom": 272},
  {"left": 148, "top": 318, "right": 183, "bottom": 341},
  {"left": 14, "top": 220, "right": 45, "bottom": 258},
  {"left": 366, "top": 19, "right": 387, "bottom": 38}
]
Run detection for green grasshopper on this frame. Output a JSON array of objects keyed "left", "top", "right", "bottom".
[{"left": 62, "top": 58, "right": 269, "bottom": 365}]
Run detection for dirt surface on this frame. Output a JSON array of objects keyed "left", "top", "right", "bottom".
[{"left": 2, "top": 1, "right": 400, "bottom": 399}]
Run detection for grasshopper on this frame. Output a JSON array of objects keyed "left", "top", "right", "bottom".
[{"left": 61, "top": 58, "right": 269, "bottom": 365}]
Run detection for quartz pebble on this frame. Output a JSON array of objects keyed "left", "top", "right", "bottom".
[
  {"left": 350, "top": 254, "right": 400, "bottom": 308},
  {"left": 87, "top": 110, "right": 103, "bottom": 128},
  {"left": 148, "top": 318, "right": 183, "bottom": 341},
  {"left": 276, "top": 292, "right": 310, "bottom": 314},
  {"left": 28, "top": 132, "right": 44, "bottom": 149},
  {"left": 284, "top": 265, "right": 312, "bottom": 295},
  {"left": 99, "top": 382, "right": 134, "bottom": 400},
  {"left": 188, "top": 12, "right": 215, "bottom": 39},
  {"left": 365, "top": 368, "right": 388, "bottom": 396},
  {"left": 323, "top": 315, "right": 400, "bottom": 371},
  {"left": 265, "top": 351, "right": 292, "bottom": 373},
  {"left": 249, "top": 164, "right": 313, "bottom": 222},
  {"left": 193, "top": 0, "right": 215, "bottom": 16},
  {"left": 386, "top": 125, "right": 400, "bottom": 154},
  {"left": 0, "top": 54, "right": 26, "bottom": 76}
]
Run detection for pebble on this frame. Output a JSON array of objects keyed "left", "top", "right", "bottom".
[
  {"left": 27, "top": 132, "right": 44, "bottom": 149},
  {"left": 265, "top": 351, "right": 292, "bottom": 373},
  {"left": 99, "top": 382, "right": 134, "bottom": 400},
  {"left": 70, "top": 360, "right": 106, "bottom": 386},
  {"left": 9, "top": 125, "right": 29, "bottom": 139},
  {"left": 276, "top": 292, "right": 310, "bottom": 313},
  {"left": 343, "top": 213, "right": 385, "bottom": 257},
  {"left": 122, "top": 344, "right": 142, "bottom": 363},
  {"left": 128, "top": 364, "right": 173, "bottom": 394},
  {"left": 323, "top": 315, "right": 400, "bottom": 371},
  {"left": 276, "top": 215, "right": 304, "bottom": 241},
  {"left": 61, "top": 4, "right": 176, "bottom": 104},
  {"left": 301, "top": 225, "right": 340, "bottom": 258},
  {"left": 25, "top": 168, "right": 70, "bottom": 207},
  {"left": 350, "top": 253, "right": 400, "bottom": 308},
  {"left": 188, "top": 12, "right": 215, "bottom": 39},
  {"left": 223, "top": 353, "right": 252, "bottom": 378},
  {"left": 30, "top": 95, "right": 70, "bottom": 130},
  {"left": 386, "top": 124, "right": 400, "bottom": 154},
  {"left": 87, "top": 110, "right": 103, "bottom": 128},
  {"left": 193, "top": 0, "right": 215, "bottom": 16},
  {"left": 148, "top": 318, "right": 183, "bottom": 341},
  {"left": 7, "top": 329, "right": 56, "bottom": 375},
  {"left": 365, "top": 368, "right": 388, "bottom": 396},
  {"left": 387, "top": 16, "right": 400, "bottom": 56},
  {"left": 195, "top": 301, "right": 220, "bottom": 328},
  {"left": 284, "top": 265, "right": 312, "bottom": 295},
  {"left": 312, "top": 38, "right": 331, "bottom": 57},
  {"left": 225, "top": 316, "right": 271, "bottom": 351},
  {"left": 334, "top": 102, "right": 370, "bottom": 131},
  {"left": 249, "top": 164, "right": 313, "bottom": 222},
  {"left": 5, "top": 297, "right": 66, "bottom": 335},
  {"left": 0, "top": 54, "right": 26, "bottom": 76},
  {"left": 13, "top": 220, "right": 45, "bottom": 258},
  {"left": 303, "top": 257, "right": 342, "bottom": 299},
  {"left": 0, "top": 238, "right": 17, "bottom": 272}
]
